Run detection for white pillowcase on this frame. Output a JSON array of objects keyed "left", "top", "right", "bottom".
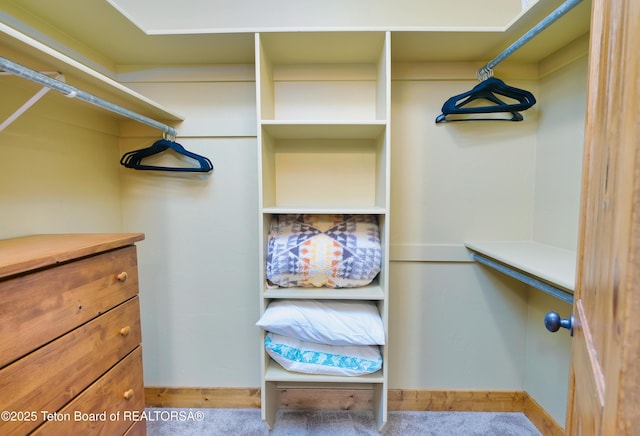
[
  {"left": 265, "top": 332, "right": 382, "bottom": 376},
  {"left": 256, "top": 299, "right": 385, "bottom": 346}
]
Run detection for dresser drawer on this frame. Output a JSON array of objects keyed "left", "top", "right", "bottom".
[
  {"left": 0, "top": 297, "right": 141, "bottom": 435},
  {"left": 124, "top": 420, "right": 148, "bottom": 436},
  {"left": 33, "top": 347, "right": 146, "bottom": 436},
  {"left": 0, "top": 245, "right": 139, "bottom": 368}
]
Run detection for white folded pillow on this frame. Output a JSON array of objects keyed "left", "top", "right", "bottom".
[{"left": 256, "top": 299, "right": 385, "bottom": 346}]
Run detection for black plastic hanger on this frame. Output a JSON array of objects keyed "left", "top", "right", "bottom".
[
  {"left": 436, "top": 90, "right": 524, "bottom": 123},
  {"left": 436, "top": 77, "right": 536, "bottom": 123},
  {"left": 120, "top": 139, "right": 213, "bottom": 173}
]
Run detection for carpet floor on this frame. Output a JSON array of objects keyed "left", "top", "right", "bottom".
[{"left": 145, "top": 408, "right": 543, "bottom": 435}]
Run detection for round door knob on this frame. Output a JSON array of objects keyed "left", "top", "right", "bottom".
[
  {"left": 117, "top": 272, "right": 128, "bottom": 282},
  {"left": 544, "top": 311, "right": 574, "bottom": 336}
]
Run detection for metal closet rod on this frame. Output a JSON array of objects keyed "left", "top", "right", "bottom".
[
  {"left": 0, "top": 56, "right": 178, "bottom": 138},
  {"left": 477, "top": 0, "right": 584, "bottom": 79}
]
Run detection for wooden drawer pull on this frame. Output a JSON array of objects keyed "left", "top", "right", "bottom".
[
  {"left": 117, "top": 271, "right": 128, "bottom": 282},
  {"left": 120, "top": 326, "right": 131, "bottom": 336},
  {"left": 123, "top": 389, "right": 134, "bottom": 400}
]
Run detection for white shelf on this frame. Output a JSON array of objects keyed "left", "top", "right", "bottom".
[
  {"left": 262, "top": 121, "right": 386, "bottom": 139},
  {"left": 264, "top": 283, "right": 385, "bottom": 300},
  {"left": 464, "top": 240, "right": 576, "bottom": 292},
  {"left": 0, "top": 21, "right": 183, "bottom": 123},
  {"left": 262, "top": 207, "right": 386, "bottom": 215},
  {"left": 265, "top": 360, "right": 384, "bottom": 384}
]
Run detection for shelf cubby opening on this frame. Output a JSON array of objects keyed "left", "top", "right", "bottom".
[
  {"left": 260, "top": 132, "right": 387, "bottom": 210},
  {"left": 258, "top": 32, "right": 388, "bottom": 121}
]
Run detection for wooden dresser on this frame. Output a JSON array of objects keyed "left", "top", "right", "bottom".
[{"left": 0, "top": 233, "right": 147, "bottom": 435}]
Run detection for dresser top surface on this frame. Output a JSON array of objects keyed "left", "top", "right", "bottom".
[{"left": 0, "top": 233, "right": 145, "bottom": 279}]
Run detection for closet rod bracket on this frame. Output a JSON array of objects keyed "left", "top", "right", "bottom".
[
  {"left": 0, "top": 71, "right": 65, "bottom": 133},
  {"left": 0, "top": 56, "right": 178, "bottom": 137}
]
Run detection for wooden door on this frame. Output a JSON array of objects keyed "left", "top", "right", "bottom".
[{"left": 566, "top": 0, "right": 640, "bottom": 433}]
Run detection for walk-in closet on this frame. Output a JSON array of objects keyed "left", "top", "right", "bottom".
[{"left": 2, "top": 0, "right": 639, "bottom": 434}]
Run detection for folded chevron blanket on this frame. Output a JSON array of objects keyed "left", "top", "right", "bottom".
[{"left": 266, "top": 214, "right": 382, "bottom": 288}]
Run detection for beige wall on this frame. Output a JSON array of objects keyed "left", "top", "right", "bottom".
[
  {"left": 387, "top": 73, "right": 537, "bottom": 394},
  {"left": 0, "top": 74, "right": 122, "bottom": 239},
  {"left": 523, "top": 55, "right": 588, "bottom": 425},
  {"left": 389, "top": 262, "right": 529, "bottom": 389},
  {"left": 388, "top": 53, "right": 586, "bottom": 428},
  {"left": 119, "top": 75, "right": 261, "bottom": 386},
  {"left": 533, "top": 56, "right": 588, "bottom": 250},
  {"left": 390, "top": 77, "right": 538, "bottom": 246}
]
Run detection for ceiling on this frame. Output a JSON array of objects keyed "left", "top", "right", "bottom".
[
  {"left": 0, "top": 0, "right": 592, "bottom": 69},
  {"left": 0, "top": 0, "right": 257, "bottom": 66}
]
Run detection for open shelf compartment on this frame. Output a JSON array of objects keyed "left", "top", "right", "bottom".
[
  {"left": 260, "top": 127, "right": 388, "bottom": 210},
  {"left": 257, "top": 32, "right": 388, "bottom": 122}
]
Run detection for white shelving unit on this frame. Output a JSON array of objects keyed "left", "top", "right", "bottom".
[{"left": 256, "top": 31, "right": 391, "bottom": 430}]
